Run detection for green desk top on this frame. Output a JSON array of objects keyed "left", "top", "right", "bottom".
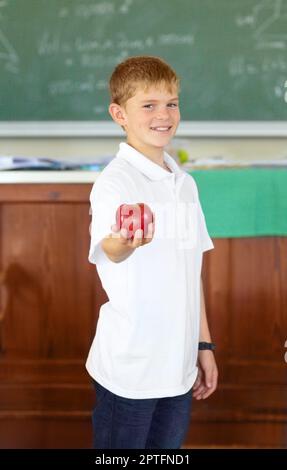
[{"left": 190, "top": 168, "right": 287, "bottom": 238}]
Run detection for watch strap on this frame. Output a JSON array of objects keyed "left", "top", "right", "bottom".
[{"left": 198, "top": 341, "right": 216, "bottom": 351}]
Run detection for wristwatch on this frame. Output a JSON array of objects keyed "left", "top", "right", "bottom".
[{"left": 198, "top": 341, "right": 216, "bottom": 351}]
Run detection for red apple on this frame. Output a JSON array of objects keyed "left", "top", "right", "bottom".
[{"left": 116, "top": 203, "right": 153, "bottom": 240}]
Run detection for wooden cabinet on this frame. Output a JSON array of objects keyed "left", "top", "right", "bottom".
[
  {"left": 0, "top": 184, "right": 286, "bottom": 448},
  {"left": 0, "top": 184, "right": 107, "bottom": 448},
  {"left": 192, "top": 237, "right": 287, "bottom": 448}
]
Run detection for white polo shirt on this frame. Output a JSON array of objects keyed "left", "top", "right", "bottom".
[{"left": 86, "top": 142, "right": 214, "bottom": 399}]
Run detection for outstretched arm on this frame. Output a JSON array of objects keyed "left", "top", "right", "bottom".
[
  {"left": 193, "top": 278, "right": 218, "bottom": 400},
  {"left": 102, "top": 217, "right": 155, "bottom": 263}
]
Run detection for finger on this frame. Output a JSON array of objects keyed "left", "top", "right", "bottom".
[
  {"left": 132, "top": 229, "right": 143, "bottom": 247},
  {"left": 192, "top": 376, "right": 202, "bottom": 391},
  {"left": 193, "top": 383, "right": 205, "bottom": 395},
  {"left": 119, "top": 228, "right": 129, "bottom": 241},
  {"left": 193, "top": 368, "right": 203, "bottom": 389},
  {"left": 193, "top": 384, "right": 206, "bottom": 399},
  {"left": 201, "top": 386, "right": 215, "bottom": 399},
  {"left": 144, "top": 222, "right": 153, "bottom": 241},
  {"left": 193, "top": 386, "right": 203, "bottom": 397},
  {"left": 110, "top": 224, "right": 121, "bottom": 238},
  {"left": 192, "top": 382, "right": 200, "bottom": 392},
  {"left": 205, "top": 370, "right": 214, "bottom": 389},
  {"left": 194, "top": 392, "right": 205, "bottom": 400},
  {"left": 194, "top": 393, "right": 205, "bottom": 400},
  {"left": 206, "top": 367, "right": 218, "bottom": 389},
  {"left": 192, "top": 383, "right": 202, "bottom": 394},
  {"left": 202, "top": 370, "right": 218, "bottom": 399},
  {"left": 111, "top": 223, "right": 120, "bottom": 232}
]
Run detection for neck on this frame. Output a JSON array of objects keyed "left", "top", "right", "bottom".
[{"left": 126, "top": 139, "right": 165, "bottom": 167}]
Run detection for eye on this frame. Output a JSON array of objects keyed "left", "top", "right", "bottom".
[
  {"left": 143, "top": 104, "right": 153, "bottom": 109},
  {"left": 168, "top": 103, "right": 178, "bottom": 108}
]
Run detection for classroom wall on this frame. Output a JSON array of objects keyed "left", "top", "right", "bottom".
[{"left": 0, "top": 138, "right": 287, "bottom": 163}]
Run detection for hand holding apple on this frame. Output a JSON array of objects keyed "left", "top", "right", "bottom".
[{"left": 115, "top": 203, "right": 154, "bottom": 240}]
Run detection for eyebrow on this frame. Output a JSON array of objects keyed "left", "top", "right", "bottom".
[{"left": 140, "top": 97, "right": 179, "bottom": 103}]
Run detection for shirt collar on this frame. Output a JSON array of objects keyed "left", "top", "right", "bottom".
[{"left": 116, "top": 142, "right": 184, "bottom": 181}]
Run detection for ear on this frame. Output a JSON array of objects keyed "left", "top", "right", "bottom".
[{"left": 109, "top": 103, "right": 127, "bottom": 127}]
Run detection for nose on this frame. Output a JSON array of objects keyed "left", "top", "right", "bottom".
[{"left": 156, "top": 106, "right": 170, "bottom": 120}]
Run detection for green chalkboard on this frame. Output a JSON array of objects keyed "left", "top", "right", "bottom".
[{"left": 0, "top": 0, "right": 287, "bottom": 121}]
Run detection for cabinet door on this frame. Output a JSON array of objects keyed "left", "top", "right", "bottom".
[
  {"left": 0, "top": 184, "right": 107, "bottom": 448},
  {"left": 188, "top": 238, "right": 287, "bottom": 448}
]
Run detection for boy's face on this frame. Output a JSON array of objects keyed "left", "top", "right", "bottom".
[{"left": 110, "top": 82, "right": 180, "bottom": 158}]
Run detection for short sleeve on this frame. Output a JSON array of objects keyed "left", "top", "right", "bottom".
[
  {"left": 197, "top": 199, "right": 214, "bottom": 252},
  {"left": 189, "top": 175, "right": 214, "bottom": 253},
  {"left": 88, "top": 178, "right": 126, "bottom": 265}
]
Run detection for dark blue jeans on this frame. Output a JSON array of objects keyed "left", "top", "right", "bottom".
[{"left": 92, "top": 381, "right": 192, "bottom": 449}]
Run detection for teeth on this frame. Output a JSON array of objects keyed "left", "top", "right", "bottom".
[{"left": 151, "top": 127, "right": 170, "bottom": 131}]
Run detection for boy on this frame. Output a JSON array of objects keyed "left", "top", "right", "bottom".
[{"left": 87, "top": 56, "right": 218, "bottom": 449}]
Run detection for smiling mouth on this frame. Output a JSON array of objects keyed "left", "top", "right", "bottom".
[{"left": 150, "top": 126, "right": 172, "bottom": 132}]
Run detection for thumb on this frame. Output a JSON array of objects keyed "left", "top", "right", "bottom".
[
  {"left": 193, "top": 367, "right": 202, "bottom": 390},
  {"left": 111, "top": 223, "right": 120, "bottom": 232},
  {"left": 205, "top": 370, "right": 213, "bottom": 389}
]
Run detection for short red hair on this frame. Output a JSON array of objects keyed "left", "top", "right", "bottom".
[{"left": 109, "top": 55, "right": 180, "bottom": 106}]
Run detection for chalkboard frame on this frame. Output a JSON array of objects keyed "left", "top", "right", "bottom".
[
  {"left": 1, "top": 0, "right": 287, "bottom": 136},
  {"left": 0, "top": 121, "right": 286, "bottom": 137}
]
